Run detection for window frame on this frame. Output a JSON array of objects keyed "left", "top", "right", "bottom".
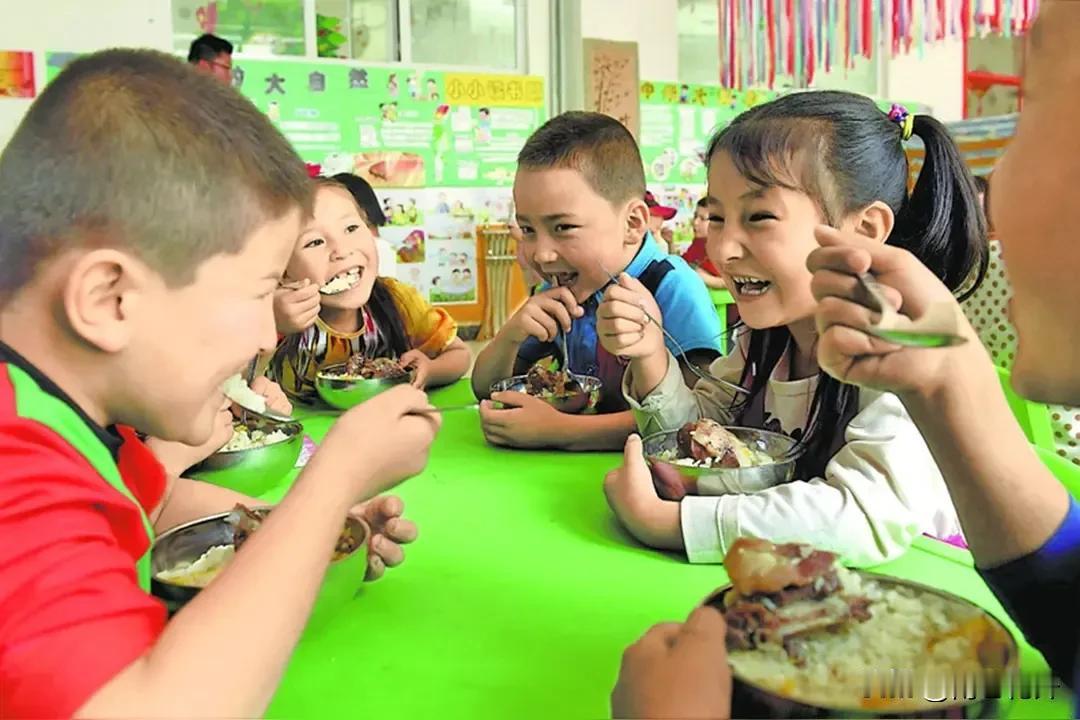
[{"left": 213, "top": 0, "right": 529, "bottom": 74}]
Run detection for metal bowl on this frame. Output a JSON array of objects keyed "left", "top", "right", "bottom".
[
  {"left": 703, "top": 573, "right": 1019, "bottom": 719},
  {"left": 151, "top": 509, "right": 370, "bottom": 623},
  {"left": 641, "top": 426, "right": 797, "bottom": 500},
  {"left": 189, "top": 421, "right": 303, "bottom": 497},
  {"left": 489, "top": 373, "right": 602, "bottom": 415},
  {"left": 315, "top": 362, "right": 414, "bottom": 410}
]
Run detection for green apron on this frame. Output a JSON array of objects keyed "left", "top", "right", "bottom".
[{"left": 6, "top": 365, "right": 155, "bottom": 590}]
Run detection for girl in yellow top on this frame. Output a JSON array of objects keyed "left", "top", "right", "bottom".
[{"left": 270, "top": 179, "right": 471, "bottom": 402}]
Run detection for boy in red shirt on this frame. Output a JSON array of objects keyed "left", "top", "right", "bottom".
[
  {"left": 0, "top": 50, "right": 439, "bottom": 718},
  {"left": 680, "top": 197, "right": 725, "bottom": 290}
]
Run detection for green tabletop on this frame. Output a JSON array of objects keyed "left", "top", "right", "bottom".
[{"left": 245, "top": 381, "right": 1072, "bottom": 719}]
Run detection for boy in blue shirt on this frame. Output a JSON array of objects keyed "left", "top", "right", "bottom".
[{"left": 474, "top": 112, "right": 721, "bottom": 451}]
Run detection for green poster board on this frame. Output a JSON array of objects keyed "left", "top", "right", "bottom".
[
  {"left": 232, "top": 60, "right": 544, "bottom": 189},
  {"left": 638, "top": 81, "right": 779, "bottom": 185}
]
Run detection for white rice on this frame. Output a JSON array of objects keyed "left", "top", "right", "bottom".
[
  {"left": 729, "top": 569, "right": 1011, "bottom": 711},
  {"left": 222, "top": 374, "right": 266, "bottom": 413},
  {"left": 221, "top": 427, "right": 291, "bottom": 452},
  {"left": 155, "top": 544, "right": 234, "bottom": 588},
  {"left": 321, "top": 268, "right": 360, "bottom": 295}
]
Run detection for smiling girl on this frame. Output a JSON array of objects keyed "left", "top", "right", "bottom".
[
  {"left": 269, "top": 179, "right": 470, "bottom": 401},
  {"left": 598, "top": 92, "right": 987, "bottom": 566}
]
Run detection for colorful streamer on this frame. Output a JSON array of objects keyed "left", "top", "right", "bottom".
[{"left": 719, "top": 0, "right": 1039, "bottom": 89}]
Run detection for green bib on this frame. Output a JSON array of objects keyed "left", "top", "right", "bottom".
[{"left": 6, "top": 365, "right": 154, "bottom": 591}]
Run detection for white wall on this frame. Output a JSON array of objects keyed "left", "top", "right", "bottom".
[
  {"left": 579, "top": 0, "right": 679, "bottom": 81},
  {"left": 0, "top": 0, "right": 172, "bottom": 149},
  {"left": 882, "top": 38, "right": 965, "bottom": 121}
]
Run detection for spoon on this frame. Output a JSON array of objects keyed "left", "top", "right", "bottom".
[
  {"left": 596, "top": 264, "right": 750, "bottom": 396},
  {"left": 224, "top": 372, "right": 297, "bottom": 424},
  {"left": 409, "top": 403, "right": 480, "bottom": 415},
  {"left": 856, "top": 273, "right": 967, "bottom": 349}
]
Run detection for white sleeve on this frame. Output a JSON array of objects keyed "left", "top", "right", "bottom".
[
  {"left": 680, "top": 390, "right": 961, "bottom": 566},
  {"left": 622, "top": 346, "right": 746, "bottom": 437}
]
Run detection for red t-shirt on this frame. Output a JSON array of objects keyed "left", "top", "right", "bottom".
[
  {"left": 0, "top": 349, "right": 168, "bottom": 719},
  {"left": 681, "top": 237, "right": 720, "bottom": 276}
]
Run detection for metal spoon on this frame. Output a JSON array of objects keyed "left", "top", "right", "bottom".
[
  {"left": 225, "top": 367, "right": 297, "bottom": 424},
  {"left": 856, "top": 273, "right": 967, "bottom": 349},
  {"left": 596, "top": 264, "right": 750, "bottom": 396},
  {"left": 409, "top": 403, "right": 480, "bottom": 415}
]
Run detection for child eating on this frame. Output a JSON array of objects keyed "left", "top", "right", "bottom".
[
  {"left": 599, "top": 92, "right": 986, "bottom": 565},
  {"left": 270, "top": 178, "right": 470, "bottom": 401},
  {"left": 0, "top": 50, "right": 440, "bottom": 718},
  {"left": 472, "top": 112, "right": 723, "bottom": 451}
]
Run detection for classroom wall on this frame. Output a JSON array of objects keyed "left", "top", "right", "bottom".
[
  {"left": 579, "top": 0, "right": 680, "bottom": 81},
  {"left": 0, "top": 0, "right": 172, "bottom": 148},
  {"left": 0, "top": 1, "right": 970, "bottom": 148},
  {"left": 883, "top": 37, "right": 965, "bottom": 121}
]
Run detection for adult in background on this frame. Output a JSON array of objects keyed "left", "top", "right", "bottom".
[{"left": 187, "top": 33, "right": 233, "bottom": 86}]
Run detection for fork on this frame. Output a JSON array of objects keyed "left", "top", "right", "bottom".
[
  {"left": 856, "top": 273, "right": 967, "bottom": 349},
  {"left": 596, "top": 263, "right": 750, "bottom": 397}
]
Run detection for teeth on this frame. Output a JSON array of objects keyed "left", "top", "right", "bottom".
[{"left": 320, "top": 268, "right": 362, "bottom": 295}]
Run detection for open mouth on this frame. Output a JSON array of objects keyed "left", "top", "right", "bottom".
[
  {"left": 729, "top": 274, "right": 772, "bottom": 298},
  {"left": 545, "top": 271, "right": 579, "bottom": 289},
  {"left": 321, "top": 267, "right": 363, "bottom": 295}
]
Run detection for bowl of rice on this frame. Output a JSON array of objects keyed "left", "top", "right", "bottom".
[
  {"left": 710, "top": 570, "right": 1019, "bottom": 719},
  {"left": 189, "top": 420, "right": 303, "bottom": 497},
  {"left": 152, "top": 506, "right": 369, "bottom": 624},
  {"left": 641, "top": 423, "right": 797, "bottom": 500},
  {"left": 489, "top": 364, "right": 602, "bottom": 415},
  {"left": 315, "top": 359, "right": 413, "bottom": 410}
]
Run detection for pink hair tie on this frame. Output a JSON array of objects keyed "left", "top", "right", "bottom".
[{"left": 887, "top": 103, "right": 914, "bottom": 142}]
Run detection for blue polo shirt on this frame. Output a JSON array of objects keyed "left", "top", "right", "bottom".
[{"left": 516, "top": 233, "right": 722, "bottom": 413}]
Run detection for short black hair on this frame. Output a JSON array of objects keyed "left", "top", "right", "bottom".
[
  {"left": 517, "top": 111, "right": 646, "bottom": 206},
  {"left": 332, "top": 172, "right": 387, "bottom": 227},
  {"left": 187, "top": 34, "right": 233, "bottom": 64},
  {"left": 696, "top": 196, "right": 708, "bottom": 209},
  {"left": 0, "top": 48, "right": 309, "bottom": 299}
]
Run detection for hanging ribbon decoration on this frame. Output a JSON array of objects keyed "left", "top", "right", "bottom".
[{"left": 720, "top": 0, "right": 1039, "bottom": 88}]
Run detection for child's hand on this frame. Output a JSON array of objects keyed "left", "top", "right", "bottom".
[
  {"left": 603, "top": 435, "right": 682, "bottom": 550},
  {"left": 597, "top": 273, "right": 665, "bottom": 360},
  {"left": 147, "top": 399, "right": 234, "bottom": 476},
  {"left": 274, "top": 280, "right": 321, "bottom": 335},
  {"left": 809, "top": 226, "right": 980, "bottom": 398},
  {"left": 348, "top": 494, "right": 418, "bottom": 581},
  {"left": 317, "top": 385, "right": 440, "bottom": 502},
  {"left": 611, "top": 605, "right": 732, "bottom": 720},
  {"left": 498, "top": 286, "right": 584, "bottom": 345},
  {"left": 479, "top": 391, "right": 564, "bottom": 448},
  {"left": 399, "top": 350, "right": 432, "bottom": 389},
  {"left": 247, "top": 376, "right": 293, "bottom": 417}
]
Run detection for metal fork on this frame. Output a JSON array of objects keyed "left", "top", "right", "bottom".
[{"left": 597, "top": 263, "right": 750, "bottom": 397}]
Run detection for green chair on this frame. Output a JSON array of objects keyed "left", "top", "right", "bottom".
[
  {"left": 709, "top": 288, "right": 735, "bottom": 355},
  {"left": 1035, "top": 445, "right": 1080, "bottom": 502},
  {"left": 997, "top": 365, "right": 1055, "bottom": 451}
]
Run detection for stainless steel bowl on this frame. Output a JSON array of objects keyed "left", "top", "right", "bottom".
[
  {"left": 641, "top": 426, "right": 797, "bottom": 500},
  {"left": 704, "top": 573, "right": 1019, "bottom": 719},
  {"left": 151, "top": 510, "right": 370, "bottom": 623},
  {"left": 315, "top": 362, "right": 414, "bottom": 410},
  {"left": 190, "top": 421, "right": 303, "bottom": 497},
  {"left": 489, "top": 373, "right": 602, "bottom": 415}
]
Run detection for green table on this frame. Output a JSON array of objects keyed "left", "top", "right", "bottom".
[
  {"left": 710, "top": 288, "right": 735, "bottom": 354},
  {"left": 247, "top": 381, "right": 1072, "bottom": 718}
]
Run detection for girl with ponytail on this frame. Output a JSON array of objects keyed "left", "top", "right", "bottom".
[{"left": 599, "top": 91, "right": 986, "bottom": 566}]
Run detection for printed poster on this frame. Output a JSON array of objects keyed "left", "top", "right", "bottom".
[
  {"left": 232, "top": 60, "right": 545, "bottom": 189},
  {"left": 0, "top": 51, "right": 35, "bottom": 98}
]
